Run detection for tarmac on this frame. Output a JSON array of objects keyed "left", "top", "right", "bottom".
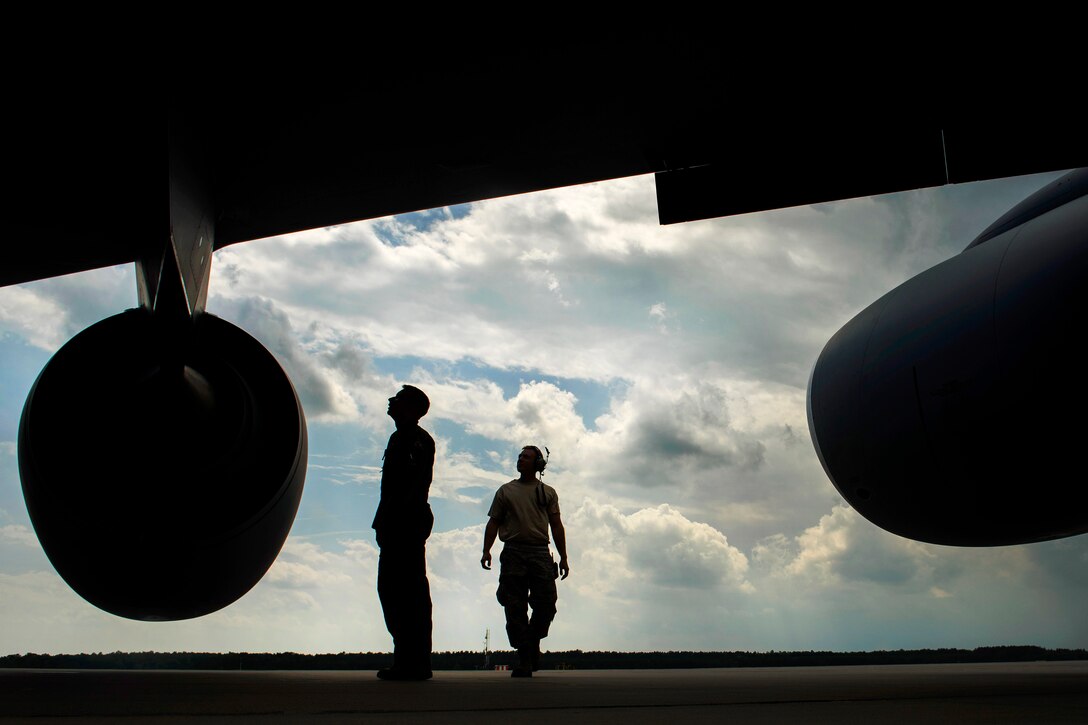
[{"left": 2, "top": 661, "right": 1086, "bottom": 724}]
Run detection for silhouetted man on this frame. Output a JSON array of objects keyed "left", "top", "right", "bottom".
[
  {"left": 373, "top": 385, "right": 435, "bottom": 680},
  {"left": 481, "top": 446, "right": 569, "bottom": 677}
]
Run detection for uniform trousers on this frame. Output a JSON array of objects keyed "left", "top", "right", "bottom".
[
  {"left": 376, "top": 530, "right": 432, "bottom": 671},
  {"left": 496, "top": 544, "right": 557, "bottom": 650}
]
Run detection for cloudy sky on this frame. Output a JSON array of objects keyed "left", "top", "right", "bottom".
[{"left": 2, "top": 170, "right": 1086, "bottom": 656}]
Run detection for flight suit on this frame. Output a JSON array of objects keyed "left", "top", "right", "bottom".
[{"left": 372, "top": 424, "right": 435, "bottom": 672}]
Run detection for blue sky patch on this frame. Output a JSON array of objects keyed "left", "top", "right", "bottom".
[{"left": 392, "top": 203, "right": 473, "bottom": 233}]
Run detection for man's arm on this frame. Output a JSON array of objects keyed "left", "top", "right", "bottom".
[
  {"left": 549, "top": 512, "right": 569, "bottom": 579},
  {"left": 412, "top": 434, "right": 435, "bottom": 491},
  {"left": 481, "top": 517, "right": 499, "bottom": 570}
]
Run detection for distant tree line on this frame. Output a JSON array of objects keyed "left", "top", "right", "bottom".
[
  {"left": 534, "top": 646, "right": 1088, "bottom": 670},
  {"left": 2, "top": 645, "right": 1084, "bottom": 671}
]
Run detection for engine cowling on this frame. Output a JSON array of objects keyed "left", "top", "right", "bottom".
[
  {"left": 808, "top": 170, "right": 1088, "bottom": 546},
  {"left": 19, "top": 309, "right": 306, "bottom": 620}
]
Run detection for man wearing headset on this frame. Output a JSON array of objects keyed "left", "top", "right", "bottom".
[{"left": 481, "top": 445, "right": 569, "bottom": 677}]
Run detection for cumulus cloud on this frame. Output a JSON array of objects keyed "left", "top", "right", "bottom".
[
  {"left": 0, "top": 265, "right": 135, "bottom": 351},
  {"left": 430, "top": 440, "right": 508, "bottom": 504},
  {"left": 265, "top": 539, "right": 355, "bottom": 590},
  {"left": 404, "top": 373, "right": 797, "bottom": 517},
  {"left": 623, "top": 381, "right": 765, "bottom": 472},
  {"left": 342, "top": 370, "right": 828, "bottom": 555},
  {"left": 0, "top": 286, "right": 70, "bottom": 350},
  {"left": 210, "top": 296, "right": 360, "bottom": 423},
  {"left": 740, "top": 505, "right": 1088, "bottom": 650},
  {"left": 404, "top": 378, "right": 588, "bottom": 466},
  {"left": 785, "top": 505, "right": 939, "bottom": 587},
  {"left": 765, "top": 504, "right": 1082, "bottom": 612},
  {"left": 571, "top": 500, "right": 751, "bottom": 593},
  {"left": 526, "top": 498, "right": 758, "bottom": 650}
]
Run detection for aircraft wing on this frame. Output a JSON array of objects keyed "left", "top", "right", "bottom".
[{"left": 8, "top": 30, "right": 1086, "bottom": 288}]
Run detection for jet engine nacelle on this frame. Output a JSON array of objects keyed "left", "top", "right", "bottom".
[
  {"left": 808, "top": 169, "right": 1088, "bottom": 546},
  {"left": 18, "top": 309, "right": 306, "bottom": 620}
]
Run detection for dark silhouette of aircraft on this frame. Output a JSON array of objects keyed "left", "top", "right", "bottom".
[
  {"left": 6, "top": 30, "right": 1087, "bottom": 620},
  {"left": 808, "top": 168, "right": 1088, "bottom": 546}
]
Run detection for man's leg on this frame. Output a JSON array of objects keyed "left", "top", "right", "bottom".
[
  {"left": 525, "top": 553, "right": 558, "bottom": 671},
  {"left": 376, "top": 543, "right": 401, "bottom": 647},
  {"left": 376, "top": 539, "right": 432, "bottom": 678},
  {"left": 397, "top": 541, "right": 432, "bottom": 672},
  {"left": 496, "top": 573, "right": 530, "bottom": 651},
  {"left": 496, "top": 549, "right": 534, "bottom": 676},
  {"left": 527, "top": 553, "right": 558, "bottom": 640}
]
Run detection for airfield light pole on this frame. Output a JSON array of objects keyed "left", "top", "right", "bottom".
[{"left": 484, "top": 629, "right": 491, "bottom": 670}]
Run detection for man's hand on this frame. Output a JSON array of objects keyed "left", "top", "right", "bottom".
[
  {"left": 550, "top": 514, "right": 569, "bottom": 580},
  {"left": 481, "top": 517, "right": 499, "bottom": 571}
]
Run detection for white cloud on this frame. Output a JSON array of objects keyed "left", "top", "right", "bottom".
[
  {"left": 409, "top": 378, "right": 587, "bottom": 464},
  {"left": 648, "top": 301, "right": 671, "bottom": 334},
  {"left": 0, "top": 286, "right": 70, "bottom": 350},
  {"left": 430, "top": 440, "right": 508, "bottom": 504},
  {"left": 533, "top": 498, "right": 756, "bottom": 650},
  {"left": 786, "top": 505, "right": 937, "bottom": 586},
  {"left": 0, "top": 524, "right": 38, "bottom": 548},
  {"left": 570, "top": 499, "right": 751, "bottom": 593},
  {"left": 265, "top": 539, "right": 355, "bottom": 589},
  {"left": 0, "top": 265, "right": 135, "bottom": 351},
  {"left": 209, "top": 296, "right": 361, "bottom": 423},
  {"left": 768, "top": 504, "right": 1070, "bottom": 612},
  {"left": 0, "top": 535, "right": 386, "bottom": 654}
]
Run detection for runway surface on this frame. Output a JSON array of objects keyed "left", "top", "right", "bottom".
[{"left": 2, "top": 661, "right": 1086, "bottom": 723}]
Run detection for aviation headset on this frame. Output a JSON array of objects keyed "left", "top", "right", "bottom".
[
  {"left": 524, "top": 445, "right": 552, "bottom": 509},
  {"left": 524, "top": 445, "right": 549, "bottom": 473}
]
